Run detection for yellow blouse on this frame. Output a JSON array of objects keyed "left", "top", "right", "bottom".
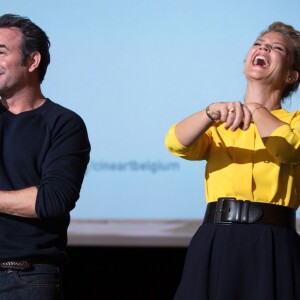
[{"left": 165, "top": 109, "right": 300, "bottom": 209}]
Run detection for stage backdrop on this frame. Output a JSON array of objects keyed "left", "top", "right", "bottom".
[{"left": 2, "top": 0, "right": 300, "bottom": 221}]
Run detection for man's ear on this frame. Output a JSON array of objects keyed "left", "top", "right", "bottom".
[{"left": 27, "top": 51, "right": 41, "bottom": 73}]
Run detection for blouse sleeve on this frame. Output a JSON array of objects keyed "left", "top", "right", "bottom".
[
  {"left": 165, "top": 124, "right": 212, "bottom": 161},
  {"left": 266, "top": 113, "right": 300, "bottom": 164}
]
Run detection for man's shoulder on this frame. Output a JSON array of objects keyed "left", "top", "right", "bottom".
[
  {"left": 42, "top": 99, "right": 84, "bottom": 121},
  {"left": 40, "top": 99, "right": 87, "bottom": 133}
]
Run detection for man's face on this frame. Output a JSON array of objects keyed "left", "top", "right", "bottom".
[{"left": 0, "top": 27, "right": 29, "bottom": 99}]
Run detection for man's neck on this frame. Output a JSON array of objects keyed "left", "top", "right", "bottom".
[{"left": 1, "top": 88, "right": 46, "bottom": 115}]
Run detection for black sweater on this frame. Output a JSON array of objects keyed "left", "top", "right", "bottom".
[{"left": 0, "top": 99, "right": 90, "bottom": 265}]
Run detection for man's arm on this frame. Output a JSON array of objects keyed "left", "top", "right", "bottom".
[{"left": 0, "top": 186, "right": 38, "bottom": 218}]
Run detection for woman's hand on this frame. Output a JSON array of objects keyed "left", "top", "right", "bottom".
[
  {"left": 207, "top": 101, "right": 252, "bottom": 131},
  {"left": 174, "top": 101, "right": 253, "bottom": 147}
]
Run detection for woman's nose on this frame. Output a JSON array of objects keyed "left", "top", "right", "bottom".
[{"left": 260, "top": 43, "right": 271, "bottom": 52}]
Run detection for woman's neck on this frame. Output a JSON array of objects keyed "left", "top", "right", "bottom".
[{"left": 244, "top": 81, "right": 282, "bottom": 111}]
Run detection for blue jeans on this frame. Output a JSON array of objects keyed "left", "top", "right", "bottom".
[{"left": 0, "top": 264, "right": 64, "bottom": 300}]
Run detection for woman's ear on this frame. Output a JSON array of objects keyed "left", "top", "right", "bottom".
[
  {"left": 27, "top": 51, "right": 41, "bottom": 73},
  {"left": 286, "top": 70, "right": 299, "bottom": 84}
]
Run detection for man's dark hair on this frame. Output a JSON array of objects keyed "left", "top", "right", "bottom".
[{"left": 0, "top": 14, "right": 50, "bottom": 83}]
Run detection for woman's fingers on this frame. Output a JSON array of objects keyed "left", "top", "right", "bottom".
[
  {"left": 224, "top": 102, "right": 244, "bottom": 130},
  {"left": 209, "top": 101, "right": 251, "bottom": 131},
  {"left": 241, "top": 105, "right": 252, "bottom": 130}
]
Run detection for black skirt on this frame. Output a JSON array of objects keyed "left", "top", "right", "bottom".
[{"left": 174, "top": 223, "right": 300, "bottom": 300}]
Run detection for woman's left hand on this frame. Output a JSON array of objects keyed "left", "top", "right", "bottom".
[{"left": 209, "top": 101, "right": 252, "bottom": 131}]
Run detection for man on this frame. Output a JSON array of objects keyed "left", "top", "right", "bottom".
[{"left": 0, "top": 14, "right": 90, "bottom": 299}]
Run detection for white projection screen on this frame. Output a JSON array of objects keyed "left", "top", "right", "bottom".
[{"left": 2, "top": 0, "right": 300, "bottom": 246}]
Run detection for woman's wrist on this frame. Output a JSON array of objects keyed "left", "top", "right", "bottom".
[
  {"left": 244, "top": 102, "right": 266, "bottom": 116},
  {"left": 205, "top": 104, "right": 221, "bottom": 122}
]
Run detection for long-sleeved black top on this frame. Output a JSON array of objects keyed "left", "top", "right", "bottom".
[{"left": 0, "top": 99, "right": 90, "bottom": 265}]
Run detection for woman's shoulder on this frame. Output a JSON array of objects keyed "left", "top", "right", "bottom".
[{"left": 272, "top": 108, "right": 300, "bottom": 122}]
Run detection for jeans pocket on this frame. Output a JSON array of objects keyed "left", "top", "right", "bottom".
[{"left": 15, "top": 264, "right": 61, "bottom": 288}]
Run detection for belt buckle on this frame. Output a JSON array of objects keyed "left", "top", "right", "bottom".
[{"left": 214, "top": 197, "right": 237, "bottom": 224}]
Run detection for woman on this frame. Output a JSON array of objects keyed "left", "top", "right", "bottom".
[{"left": 165, "top": 22, "right": 300, "bottom": 300}]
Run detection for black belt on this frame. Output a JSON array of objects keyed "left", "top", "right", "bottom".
[
  {"left": 203, "top": 198, "right": 296, "bottom": 229},
  {"left": 0, "top": 257, "right": 57, "bottom": 271}
]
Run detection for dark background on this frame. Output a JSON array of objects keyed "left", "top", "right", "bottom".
[{"left": 63, "top": 246, "right": 187, "bottom": 300}]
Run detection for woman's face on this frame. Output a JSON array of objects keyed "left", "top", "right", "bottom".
[{"left": 244, "top": 31, "right": 295, "bottom": 88}]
